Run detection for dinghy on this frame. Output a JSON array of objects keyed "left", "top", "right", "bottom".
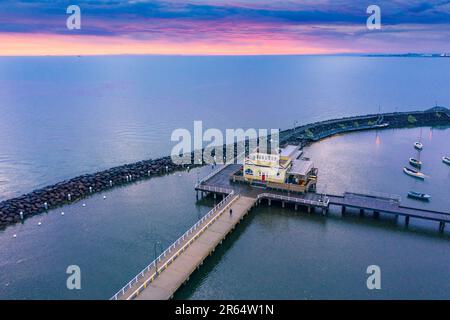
[{"left": 443, "top": 156, "right": 450, "bottom": 165}]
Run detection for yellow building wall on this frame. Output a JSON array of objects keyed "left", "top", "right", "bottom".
[{"left": 243, "top": 164, "right": 287, "bottom": 184}]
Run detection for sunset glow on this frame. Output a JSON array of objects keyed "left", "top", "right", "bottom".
[{"left": 0, "top": 0, "right": 449, "bottom": 56}]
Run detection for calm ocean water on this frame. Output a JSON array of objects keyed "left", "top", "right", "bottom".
[
  {"left": 1, "top": 56, "right": 449, "bottom": 200},
  {"left": 0, "top": 56, "right": 449, "bottom": 299}
]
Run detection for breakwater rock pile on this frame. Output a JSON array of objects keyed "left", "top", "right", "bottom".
[
  {"left": 282, "top": 107, "right": 450, "bottom": 146},
  {"left": 1, "top": 107, "right": 449, "bottom": 229},
  {"left": 0, "top": 156, "right": 191, "bottom": 227}
]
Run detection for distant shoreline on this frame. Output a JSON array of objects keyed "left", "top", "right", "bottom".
[
  {"left": 364, "top": 53, "right": 450, "bottom": 58},
  {"left": 0, "top": 53, "right": 448, "bottom": 58},
  {"left": 0, "top": 106, "right": 449, "bottom": 230}
]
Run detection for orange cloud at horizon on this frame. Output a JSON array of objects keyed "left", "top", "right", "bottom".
[{"left": 0, "top": 33, "right": 353, "bottom": 56}]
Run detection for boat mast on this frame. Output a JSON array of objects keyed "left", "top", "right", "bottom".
[{"left": 416, "top": 128, "right": 422, "bottom": 167}]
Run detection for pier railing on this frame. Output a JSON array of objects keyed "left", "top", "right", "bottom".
[
  {"left": 110, "top": 190, "right": 239, "bottom": 300},
  {"left": 195, "top": 163, "right": 231, "bottom": 188},
  {"left": 196, "top": 185, "right": 234, "bottom": 195},
  {"left": 195, "top": 151, "right": 246, "bottom": 189},
  {"left": 258, "top": 193, "right": 329, "bottom": 208}
]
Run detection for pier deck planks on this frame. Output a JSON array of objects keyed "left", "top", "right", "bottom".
[{"left": 132, "top": 195, "right": 256, "bottom": 300}]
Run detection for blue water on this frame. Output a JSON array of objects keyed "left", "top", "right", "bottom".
[
  {"left": 177, "top": 128, "right": 450, "bottom": 300},
  {"left": 1, "top": 56, "right": 449, "bottom": 201},
  {"left": 0, "top": 56, "right": 449, "bottom": 299}
]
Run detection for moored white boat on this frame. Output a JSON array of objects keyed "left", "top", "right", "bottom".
[
  {"left": 443, "top": 156, "right": 450, "bottom": 165},
  {"left": 414, "top": 141, "right": 423, "bottom": 150},
  {"left": 403, "top": 166, "right": 425, "bottom": 179},
  {"left": 409, "top": 157, "right": 422, "bottom": 168}
]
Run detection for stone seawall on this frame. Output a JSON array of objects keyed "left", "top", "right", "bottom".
[
  {"left": 282, "top": 106, "right": 450, "bottom": 146},
  {"left": 0, "top": 107, "right": 449, "bottom": 229}
]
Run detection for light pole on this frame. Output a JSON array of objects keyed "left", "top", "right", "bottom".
[{"left": 154, "top": 241, "right": 162, "bottom": 275}]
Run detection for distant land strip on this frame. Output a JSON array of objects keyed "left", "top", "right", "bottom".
[{"left": 0, "top": 106, "right": 449, "bottom": 229}]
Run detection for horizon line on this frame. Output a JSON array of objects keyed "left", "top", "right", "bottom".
[{"left": 1, "top": 52, "right": 448, "bottom": 58}]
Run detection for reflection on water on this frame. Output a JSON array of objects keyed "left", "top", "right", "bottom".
[{"left": 375, "top": 132, "right": 381, "bottom": 147}]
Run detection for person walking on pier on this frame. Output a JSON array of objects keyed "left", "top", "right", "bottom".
[{"left": 229, "top": 208, "right": 233, "bottom": 216}]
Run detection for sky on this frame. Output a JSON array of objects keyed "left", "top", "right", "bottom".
[{"left": 0, "top": 0, "right": 449, "bottom": 55}]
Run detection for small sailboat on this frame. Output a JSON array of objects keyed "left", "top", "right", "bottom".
[
  {"left": 409, "top": 157, "right": 422, "bottom": 168},
  {"left": 410, "top": 133, "right": 423, "bottom": 168},
  {"left": 414, "top": 141, "right": 423, "bottom": 150},
  {"left": 443, "top": 156, "right": 450, "bottom": 165},
  {"left": 414, "top": 128, "right": 423, "bottom": 150},
  {"left": 407, "top": 191, "right": 431, "bottom": 201},
  {"left": 403, "top": 167, "right": 425, "bottom": 179}
]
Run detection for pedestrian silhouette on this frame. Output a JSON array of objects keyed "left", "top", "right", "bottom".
[{"left": 229, "top": 209, "right": 233, "bottom": 216}]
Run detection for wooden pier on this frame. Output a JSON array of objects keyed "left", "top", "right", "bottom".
[
  {"left": 112, "top": 163, "right": 449, "bottom": 300},
  {"left": 195, "top": 164, "right": 450, "bottom": 230},
  {"left": 111, "top": 189, "right": 256, "bottom": 300}
]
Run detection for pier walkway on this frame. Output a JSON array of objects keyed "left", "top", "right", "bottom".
[
  {"left": 327, "top": 192, "right": 450, "bottom": 224},
  {"left": 111, "top": 190, "right": 256, "bottom": 300},
  {"left": 195, "top": 164, "right": 450, "bottom": 227},
  {"left": 112, "top": 163, "right": 449, "bottom": 300}
]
